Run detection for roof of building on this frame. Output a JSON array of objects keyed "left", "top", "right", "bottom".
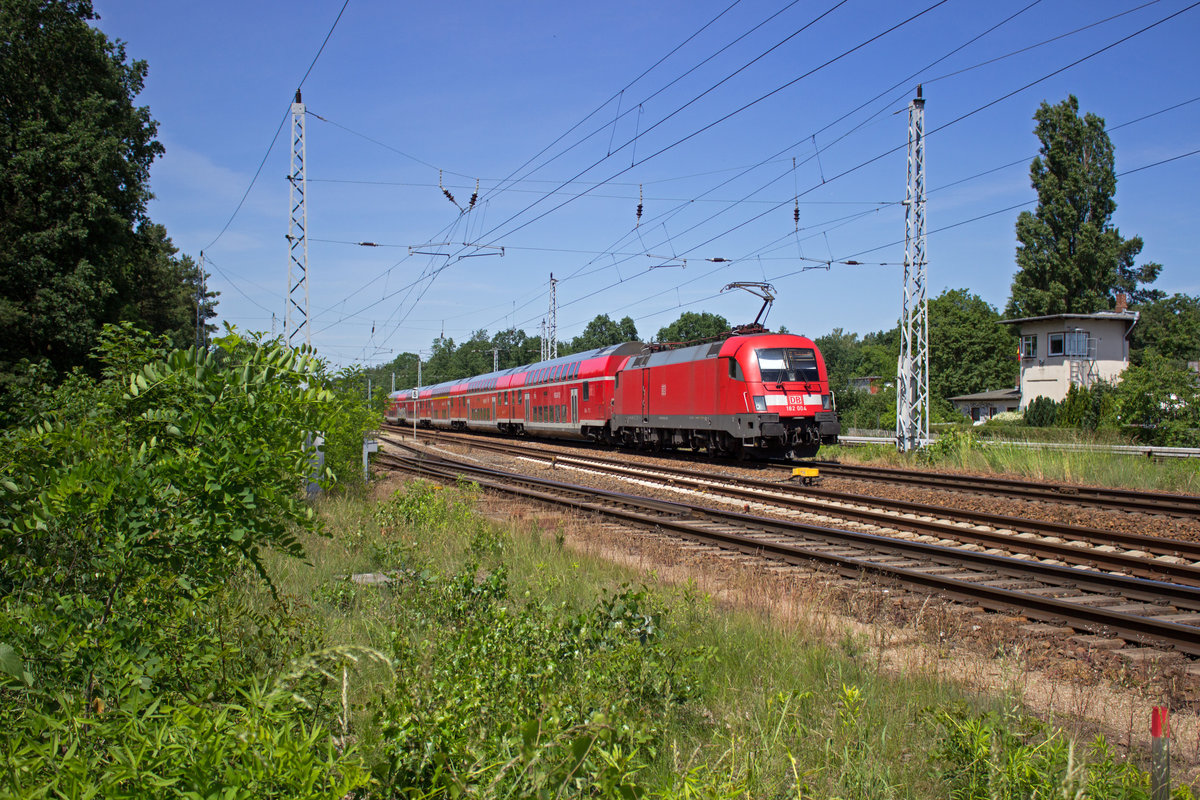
[
  {"left": 949, "top": 388, "right": 1022, "bottom": 402},
  {"left": 1000, "top": 310, "right": 1138, "bottom": 326}
]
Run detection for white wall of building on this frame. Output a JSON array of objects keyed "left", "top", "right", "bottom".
[{"left": 1014, "top": 314, "right": 1134, "bottom": 405}]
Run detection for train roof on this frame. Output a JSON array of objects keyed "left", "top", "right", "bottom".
[
  {"left": 393, "top": 341, "right": 646, "bottom": 397},
  {"left": 622, "top": 332, "right": 817, "bottom": 370}
]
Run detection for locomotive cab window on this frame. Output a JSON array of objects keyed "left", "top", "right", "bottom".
[
  {"left": 726, "top": 358, "right": 745, "bottom": 381},
  {"left": 755, "top": 348, "right": 819, "bottom": 383}
]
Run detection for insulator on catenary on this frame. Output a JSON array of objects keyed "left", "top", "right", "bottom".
[
  {"left": 439, "top": 169, "right": 461, "bottom": 210},
  {"left": 794, "top": 200, "right": 800, "bottom": 232},
  {"left": 636, "top": 184, "right": 643, "bottom": 226},
  {"left": 468, "top": 178, "right": 479, "bottom": 211}
]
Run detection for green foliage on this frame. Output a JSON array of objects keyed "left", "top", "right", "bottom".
[
  {"left": 930, "top": 704, "right": 1194, "bottom": 800},
  {"left": 568, "top": 313, "right": 639, "bottom": 354},
  {"left": 0, "top": 325, "right": 380, "bottom": 794},
  {"left": 814, "top": 327, "right": 898, "bottom": 391},
  {"left": 923, "top": 426, "right": 981, "bottom": 462},
  {"left": 1130, "top": 293, "right": 1200, "bottom": 367},
  {"left": 1007, "top": 95, "right": 1160, "bottom": 318},
  {"left": 366, "top": 484, "right": 705, "bottom": 798},
  {"left": 2, "top": 682, "right": 369, "bottom": 798},
  {"left": 834, "top": 385, "right": 896, "bottom": 432},
  {"left": 928, "top": 289, "right": 1017, "bottom": 401},
  {"left": 0, "top": 0, "right": 215, "bottom": 416},
  {"left": 1023, "top": 395, "right": 1059, "bottom": 428},
  {"left": 655, "top": 312, "right": 730, "bottom": 345},
  {"left": 1113, "top": 352, "right": 1200, "bottom": 445},
  {"left": 1055, "top": 382, "right": 1118, "bottom": 431}
]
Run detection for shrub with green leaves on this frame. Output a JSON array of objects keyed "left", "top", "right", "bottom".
[
  {"left": 930, "top": 704, "right": 1195, "bottom": 800},
  {"left": 0, "top": 325, "right": 379, "bottom": 795},
  {"left": 363, "top": 486, "right": 707, "bottom": 798},
  {"left": 1023, "top": 395, "right": 1059, "bottom": 427},
  {"left": 1114, "top": 352, "right": 1200, "bottom": 445}
]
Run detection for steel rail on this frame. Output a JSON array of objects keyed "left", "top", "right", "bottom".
[
  {"left": 512, "top": 451, "right": 1200, "bottom": 587},
  {"left": 383, "top": 423, "right": 1200, "bottom": 518},
  {"left": 377, "top": 446, "right": 1200, "bottom": 656},
  {"left": 382, "top": 429, "right": 1200, "bottom": 564},
  {"left": 808, "top": 460, "right": 1200, "bottom": 518}
]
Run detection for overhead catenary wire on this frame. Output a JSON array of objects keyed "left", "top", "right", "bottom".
[
  {"left": 377, "top": 0, "right": 948, "bottom": 343},
  {"left": 293, "top": 1, "right": 1195, "bottom": 364},
  {"left": 201, "top": 0, "right": 352, "bottom": 253},
  {"left": 318, "top": 0, "right": 1055, "bottom": 345}
]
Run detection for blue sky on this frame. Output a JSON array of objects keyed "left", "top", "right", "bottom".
[{"left": 91, "top": 0, "right": 1200, "bottom": 368}]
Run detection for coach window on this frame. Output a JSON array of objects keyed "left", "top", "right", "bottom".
[{"left": 582, "top": 382, "right": 589, "bottom": 401}]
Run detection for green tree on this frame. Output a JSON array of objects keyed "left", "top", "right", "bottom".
[
  {"left": 568, "top": 314, "right": 639, "bottom": 353},
  {"left": 654, "top": 311, "right": 729, "bottom": 344},
  {"left": 491, "top": 327, "right": 539, "bottom": 367},
  {"left": 1006, "top": 96, "right": 1160, "bottom": 318},
  {"left": 929, "top": 289, "right": 1017, "bottom": 402},
  {"left": 0, "top": 0, "right": 211, "bottom": 416},
  {"left": 1129, "top": 293, "right": 1200, "bottom": 367},
  {"left": 814, "top": 328, "right": 866, "bottom": 390},
  {"left": 1115, "top": 352, "right": 1200, "bottom": 445}
]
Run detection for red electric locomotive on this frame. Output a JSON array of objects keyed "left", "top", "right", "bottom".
[
  {"left": 385, "top": 332, "right": 839, "bottom": 460},
  {"left": 610, "top": 332, "right": 839, "bottom": 459}
]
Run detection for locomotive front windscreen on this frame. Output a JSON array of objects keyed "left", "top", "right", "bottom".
[{"left": 755, "top": 348, "right": 821, "bottom": 383}]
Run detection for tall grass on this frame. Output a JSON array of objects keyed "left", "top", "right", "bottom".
[
  {"left": 824, "top": 437, "right": 1200, "bottom": 494},
  {"left": 246, "top": 479, "right": 1195, "bottom": 798}
]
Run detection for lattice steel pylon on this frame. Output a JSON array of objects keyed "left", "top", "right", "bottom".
[
  {"left": 896, "top": 86, "right": 928, "bottom": 453},
  {"left": 285, "top": 90, "right": 311, "bottom": 348},
  {"left": 547, "top": 273, "right": 558, "bottom": 359}
]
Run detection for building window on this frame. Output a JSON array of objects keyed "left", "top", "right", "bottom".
[
  {"left": 1048, "top": 333, "right": 1064, "bottom": 357},
  {"left": 1065, "top": 330, "right": 1089, "bottom": 357},
  {"left": 1020, "top": 334, "right": 1037, "bottom": 359}
]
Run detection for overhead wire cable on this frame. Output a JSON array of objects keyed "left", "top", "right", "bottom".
[
  {"left": 313, "top": 0, "right": 752, "bottom": 344},
  {"left": 371, "top": 0, "right": 860, "bottom": 342},
  {"left": 922, "top": 0, "right": 1164, "bottom": 86},
  {"left": 641, "top": 0, "right": 1200, "bottom": 275},
  {"left": 540, "top": 9, "right": 1200, "bottom": 338},
  {"left": 201, "top": 0, "right": 352, "bottom": 252}
]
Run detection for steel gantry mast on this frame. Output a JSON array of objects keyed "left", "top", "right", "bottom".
[
  {"left": 896, "top": 85, "right": 928, "bottom": 453},
  {"left": 286, "top": 90, "right": 311, "bottom": 348},
  {"left": 546, "top": 273, "right": 558, "bottom": 360}
]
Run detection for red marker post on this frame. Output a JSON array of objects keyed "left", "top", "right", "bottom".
[{"left": 1152, "top": 705, "right": 1170, "bottom": 800}]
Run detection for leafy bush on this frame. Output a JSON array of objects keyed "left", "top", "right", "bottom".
[
  {"left": 930, "top": 704, "right": 1195, "bottom": 800},
  {"left": 922, "top": 426, "right": 980, "bottom": 463},
  {"left": 0, "top": 325, "right": 379, "bottom": 795},
  {"left": 366, "top": 486, "right": 707, "bottom": 798},
  {"left": 1114, "top": 352, "right": 1200, "bottom": 445},
  {"left": 1056, "top": 381, "right": 1118, "bottom": 431},
  {"left": 1023, "top": 395, "right": 1058, "bottom": 427}
]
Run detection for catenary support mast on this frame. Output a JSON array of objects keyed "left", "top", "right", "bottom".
[
  {"left": 896, "top": 85, "right": 929, "bottom": 452},
  {"left": 286, "top": 90, "right": 311, "bottom": 347},
  {"left": 547, "top": 273, "right": 558, "bottom": 360}
]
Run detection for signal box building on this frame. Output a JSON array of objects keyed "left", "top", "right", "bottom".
[{"left": 999, "top": 302, "right": 1139, "bottom": 406}]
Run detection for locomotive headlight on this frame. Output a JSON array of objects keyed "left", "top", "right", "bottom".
[
  {"left": 822, "top": 394, "right": 832, "bottom": 410},
  {"left": 753, "top": 395, "right": 767, "bottom": 412}
]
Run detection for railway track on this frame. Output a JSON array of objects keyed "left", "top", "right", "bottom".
[
  {"left": 375, "top": 440, "right": 1200, "bottom": 658},
  {"left": 382, "top": 422, "right": 1200, "bottom": 519},
  {"left": 384, "top": 427, "right": 1200, "bottom": 582},
  {"left": 806, "top": 460, "right": 1200, "bottom": 519}
]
